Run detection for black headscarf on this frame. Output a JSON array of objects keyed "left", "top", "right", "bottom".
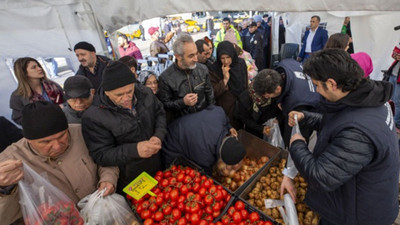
[{"left": 211, "top": 41, "right": 247, "bottom": 97}]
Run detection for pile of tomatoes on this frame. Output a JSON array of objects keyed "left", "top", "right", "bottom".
[
  {"left": 217, "top": 200, "right": 274, "bottom": 225},
  {"left": 127, "top": 165, "right": 232, "bottom": 225}
]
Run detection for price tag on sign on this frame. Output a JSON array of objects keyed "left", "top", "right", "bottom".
[{"left": 123, "top": 172, "right": 158, "bottom": 200}]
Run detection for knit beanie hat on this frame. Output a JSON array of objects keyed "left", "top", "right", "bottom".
[
  {"left": 101, "top": 61, "right": 136, "bottom": 91},
  {"left": 220, "top": 136, "right": 246, "bottom": 165},
  {"left": 74, "top": 41, "right": 96, "bottom": 52},
  {"left": 22, "top": 101, "right": 68, "bottom": 140}
]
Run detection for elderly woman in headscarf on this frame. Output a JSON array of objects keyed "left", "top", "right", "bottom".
[
  {"left": 210, "top": 41, "right": 248, "bottom": 129},
  {"left": 139, "top": 70, "right": 159, "bottom": 96}
]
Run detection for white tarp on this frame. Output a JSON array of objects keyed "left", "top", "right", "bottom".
[{"left": 0, "top": 0, "right": 400, "bottom": 120}]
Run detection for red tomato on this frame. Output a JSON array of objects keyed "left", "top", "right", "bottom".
[
  {"left": 184, "top": 175, "right": 192, "bottom": 184},
  {"left": 212, "top": 210, "right": 220, "bottom": 218},
  {"left": 190, "top": 202, "right": 200, "bottom": 214},
  {"left": 177, "top": 195, "right": 185, "bottom": 203},
  {"left": 180, "top": 184, "right": 189, "bottom": 195},
  {"left": 169, "top": 177, "right": 177, "bottom": 185},
  {"left": 209, "top": 185, "right": 217, "bottom": 194},
  {"left": 221, "top": 215, "right": 230, "bottom": 225},
  {"left": 214, "top": 190, "right": 223, "bottom": 201},
  {"left": 143, "top": 218, "right": 154, "bottom": 225},
  {"left": 240, "top": 209, "right": 248, "bottom": 220},
  {"left": 264, "top": 221, "right": 274, "bottom": 225},
  {"left": 198, "top": 187, "right": 207, "bottom": 197},
  {"left": 154, "top": 175, "right": 162, "bottom": 181},
  {"left": 204, "top": 214, "right": 213, "bottom": 222},
  {"left": 232, "top": 211, "right": 242, "bottom": 223},
  {"left": 249, "top": 212, "right": 260, "bottom": 222},
  {"left": 156, "top": 171, "right": 163, "bottom": 177},
  {"left": 135, "top": 204, "right": 143, "bottom": 214},
  {"left": 234, "top": 201, "right": 245, "bottom": 211},
  {"left": 216, "top": 222, "right": 223, "bottom": 225},
  {"left": 190, "top": 213, "right": 200, "bottom": 225},
  {"left": 171, "top": 165, "right": 177, "bottom": 171},
  {"left": 227, "top": 206, "right": 236, "bottom": 216},
  {"left": 155, "top": 196, "right": 163, "bottom": 206},
  {"left": 192, "top": 182, "right": 200, "bottom": 192},
  {"left": 164, "top": 170, "right": 172, "bottom": 178},
  {"left": 203, "top": 180, "right": 211, "bottom": 188},
  {"left": 160, "top": 179, "right": 169, "bottom": 187},
  {"left": 163, "top": 205, "right": 172, "bottom": 215},
  {"left": 148, "top": 203, "right": 158, "bottom": 212},
  {"left": 177, "top": 202, "right": 185, "bottom": 211},
  {"left": 199, "top": 220, "right": 208, "bottom": 225},
  {"left": 169, "top": 189, "right": 179, "bottom": 201},
  {"left": 177, "top": 218, "right": 187, "bottom": 225},
  {"left": 154, "top": 211, "right": 164, "bottom": 221},
  {"left": 171, "top": 209, "right": 182, "bottom": 221},
  {"left": 140, "top": 210, "right": 151, "bottom": 219},
  {"left": 212, "top": 202, "right": 221, "bottom": 211},
  {"left": 204, "top": 195, "right": 214, "bottom": 205},
  {"left": 176, "top": 172, "right": 185, "bottom": 182},
  {"left": 141, "top": 201, "right": 150, "bottom": 209}
]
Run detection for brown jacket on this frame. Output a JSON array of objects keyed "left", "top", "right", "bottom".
[{"left": 0, "top": 124, "right": 119, "bottom": 225}]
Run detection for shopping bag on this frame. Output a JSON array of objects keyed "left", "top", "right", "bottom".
[
  {"left": 78, "top": 189, "right": 138, "bottom": 225},
  {"left": 264, "top": 193, "right": 299, "bottom": 225},
  {"left": 263, "top": 118, "right": 285, "bottom": 149},
  {"left": 18, "top": 163, "right": 84, "bottom": 225},
  {"left": 283, "top": 114, "right": 301, "bottom": 179}
]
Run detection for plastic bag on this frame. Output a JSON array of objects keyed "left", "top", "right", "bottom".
[
  {"left": 18, "top": 163, "right": 84, "bottom": 225},
  {"left": 78, "top": 189, "right": 138, "bottom": 225},
  {"left": 263, "top": 118, "right": 285, "bottom": 149},
  {"left": 264, "top": 194, "right": 299, "bottom": 225},
  {"left": 283, "top": 114, "right": 300, "bottom": 179}
]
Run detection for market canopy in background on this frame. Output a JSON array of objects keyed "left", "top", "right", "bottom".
[{"left": 0, "top": 0, "right": 400, "bottom": 120}]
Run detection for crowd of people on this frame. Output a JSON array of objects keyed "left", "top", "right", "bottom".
[{"left": 0, "top": 14, "right": 399, "bottom": 225}]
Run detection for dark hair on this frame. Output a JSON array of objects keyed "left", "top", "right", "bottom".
[
  {"left": 303, "top": 49, "right": 363, "bottom": 92},
  {"left": 325, "top": 33, "right": 350, "bottom": 50},
  {"left": 118, "top": 34, "right": 129, "bottom": 41},
  {"left": 253, "top": 69, "right": 283, "bottom": 95},
  {"left": 222, "top": 17, "right": 231, "bottom": 23},
  {"left": 204, "top": 36, "right": 214, "bottom": 51},
  {"left": 263, "top": 14, "right": 269, "bottom": 18},
  {"left": 195, "top": 39, "right": 208, "bottom": 53},
  {"left": 118, "top": 55, "right": 137, "bottom": 71},
  {"left": 311, "top": 15, "right": 321, "bottom": 22}
]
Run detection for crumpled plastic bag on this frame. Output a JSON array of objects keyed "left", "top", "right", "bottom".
[
  {"left": 264, "top": 193, "right": 299, "bottom": 225},
  {"left": 78, "top": 189, "right": 138, "bottom": 225},
  {"left": 263, "top": 118, "right": 285, "bottom": 149},
  {"left": 18, "top": 163, "right": 84, "bottom": 225}
]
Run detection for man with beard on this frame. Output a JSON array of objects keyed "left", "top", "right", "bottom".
[
  {"left": 158, "top": 33, "right": 215, "bottom": 122},
  {"left": 74, "top": 41, "right": 110, "bottom": 90}
]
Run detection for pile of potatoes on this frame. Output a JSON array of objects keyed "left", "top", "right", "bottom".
[
  {"left": 246, "top": 158, "right": 319, "bottom": 225},
  {"left": 213, "top": 156, "right": 270, "bottom": 191}
]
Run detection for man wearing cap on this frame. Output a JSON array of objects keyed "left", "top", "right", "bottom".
[
  {"left": 74, "top": 41, "right": 111, "bottom": 89},
  {"left": 162, "top": 105, "right": 245, "bottom": 175},
  {"left": 149, "top": 26, "right": 170, "bottom": 57},
  {"left": 158, "top": 33, "right": 215, "bottom": 122},
  {"left": 242, "top": 21, "right": 264, "bottom": 70},
  {"left": 62, "top": 75, "right": 95, "bottom": 124},
  {"left": 214, "top": 17, "right": 242, "bottom": 49},
  {"left": 81, "top": 61, "right": 167, "bottom": 194},
  {"left": 0, "top": 101, "right": 118, "bottom": 225}
]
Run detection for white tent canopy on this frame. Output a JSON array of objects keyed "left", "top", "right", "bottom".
[{"left": 1, "top": 0, "right": 400, "bottom": 120}]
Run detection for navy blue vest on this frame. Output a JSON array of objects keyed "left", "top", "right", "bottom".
[
  {"left": 307, "top": 102, "right": 399, "bottom": 225},
  {"left": 276, "top": 59, "right": 321, "bottom": 115}
]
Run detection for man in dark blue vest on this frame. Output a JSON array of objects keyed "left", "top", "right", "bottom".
[
  {"left": 284, "top": 49, "right": 399, "bottom": 225},
  {"left": 253, "top": 59, "right": 321, "bottom": 147}
]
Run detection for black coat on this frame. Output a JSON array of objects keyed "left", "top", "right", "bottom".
[
  {"left": 242, "top": 30, "right": 264, "bottom": 72},
  {"left": 76, "top": 55, "right": 110, "bottom": 90},
  {"left": 158, "top": 63, "right": 215, "bottom": 121},
  {"left": 0, "top": 117, "right": 22, "bottom": 152},
  {"left": 81, "top": 84, "right": 167, "bottom": 193}
]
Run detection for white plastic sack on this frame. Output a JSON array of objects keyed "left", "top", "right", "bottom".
[
  {"left": 264, "top": 193, "right": 299, "bottom": 225},
  {"left": 78, "top": 189, "right": 138, "bottom": 225}
]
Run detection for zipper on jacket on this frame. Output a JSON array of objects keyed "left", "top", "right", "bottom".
[{"left": 185, "top": 71, "right": 197, "bottom": 112}]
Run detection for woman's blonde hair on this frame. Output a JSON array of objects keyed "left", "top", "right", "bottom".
[{"left": 13, "top": 57, "right": 48, "bottom": 98}]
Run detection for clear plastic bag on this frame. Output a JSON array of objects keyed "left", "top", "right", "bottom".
[
  {"left": 263, "top": 118, "right": 285, "bottom": 149},
  {"left": 264, "top": 193, "right": 299, "bottom": 225},
  {"left": 78, "top": 189, "right": 138, "bottom": 225},
  {"left": 18, "top": 163, "right": 84, "bottom": 225},
  {"left": 283, "top": 114, "right": 300, "bottom": 179}
]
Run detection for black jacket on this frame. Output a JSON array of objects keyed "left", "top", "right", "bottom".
[
  {"left": 76, "top": 55, "right": 110, "bottom": 90},
  {"left": 290, "top": 80, "right": 399, "bottom": 225},
  {"left": 0, "top": 116, "right": 22, "bottom": 152},
  {"left": 235, "top": 90, "right": 283, "bottom": 138},
  {"left": 158, "top": 63, "right": 215, "bottom": 120},
  {"left": 81, "top": 84, "right": 167, "bottom": 193}
]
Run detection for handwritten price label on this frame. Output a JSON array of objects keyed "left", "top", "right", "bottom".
[{"left": 123, "top": 172, "right": 158, "bottom": 200}]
